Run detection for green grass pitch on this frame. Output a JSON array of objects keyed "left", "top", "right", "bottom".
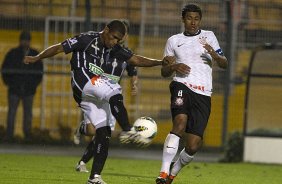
[{"left": 0, "top": 153, "right": 282, "bottom": 184}]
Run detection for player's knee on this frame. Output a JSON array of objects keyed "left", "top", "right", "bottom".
[
  {"left": 172, "top": 123, "right": 186, "bottom": 136},
  {"left": 172, "top": 115, "right": 187, "bottom": 136},
  {"left": 109, "top": 94, "right": 124, "bottom": 113},
  {"left": 96, "top": 126, "right": 112, "bottom": 139},
  {"left": 109, "top": 94, "right": 123, "bottom": 105}
]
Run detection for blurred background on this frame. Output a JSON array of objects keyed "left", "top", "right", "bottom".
[{"left": 0, "top": 0, "right": 281, "bottom": 151}]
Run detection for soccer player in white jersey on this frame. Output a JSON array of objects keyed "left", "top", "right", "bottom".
[{"left": 156, "top": 4, "right": 228, "bottom": 184}]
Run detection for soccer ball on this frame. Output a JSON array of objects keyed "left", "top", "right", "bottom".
[{"left": 133, "top": 117, "right": 157, "bottom": 140}]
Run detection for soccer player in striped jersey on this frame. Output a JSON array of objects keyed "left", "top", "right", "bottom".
[
  {"left": 24, "top": 19, "right": 173, "bottom": 184},
  {"left": 74, "top": 21, "right": 140, "bottom": 173},
  {"left": 156, "top": 4, "right": 228, "bottom": 184}
]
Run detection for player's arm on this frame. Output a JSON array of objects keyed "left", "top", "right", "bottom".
[
  {"left": 213, "top": 54, "right": 228, "bottom": 69},
  {"left": 128, "top": 55, "right": 162, "bottom": 67},
  {"left": 161, "top": 63, "right": 190, "bottom": 77},
  {"left": 24, "top": 43, "right": 64, "bottom": 64},
  {"left": 203, "top": 44, "right": 228, "bottom": 69},
  {"left": 127, "top": 55, "right": 175, "bottom": 67}
]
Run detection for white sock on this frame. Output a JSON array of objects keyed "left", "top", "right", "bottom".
[
  {"left": 94, "top": 174, "right": 101, "bottom": 178},
  {"left": 170, "top": 148, "right": 194, "bottom": 176},
  {"left": 79, "top": 161, "right": 86, "bottom": 165},
  {"left": 160, "top": 133, "right": 180, "bottom": 174}
]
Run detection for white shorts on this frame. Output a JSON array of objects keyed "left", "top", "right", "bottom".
[
  {"left": 82, "top": 75, "right": 122, "bottom": 103},
  {"left": 80, "top": 101, "right": 116, "bottom": 131},
  {"left": 78, "top": 75, "right": 120, "bottom": 130}
]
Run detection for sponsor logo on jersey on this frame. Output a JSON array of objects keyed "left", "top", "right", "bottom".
[{"left": 89, "top": 63, "right": 104, "bottom": 75}]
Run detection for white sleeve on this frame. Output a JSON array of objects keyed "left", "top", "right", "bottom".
[
  {"left": 209, "top": 32, "right": 220, "bottom": 50},
  {"left": 209, "top": 32, "right": 224, "bottom": 55},
  {"left": 163, "top": 37, "right": 174, "bottom": 57}
]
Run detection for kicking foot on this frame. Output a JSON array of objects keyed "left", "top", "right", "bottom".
[{"left": 119, "top": 127, "right": 150, "bottom": 146}]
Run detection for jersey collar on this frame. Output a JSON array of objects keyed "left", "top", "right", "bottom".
[{"left": 183, "top": 29, "right": 201, "bottom": 37}]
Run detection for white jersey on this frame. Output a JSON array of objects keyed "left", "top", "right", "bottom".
[{"left": 164, "top": 29, "right": 223, "bottom": 96}]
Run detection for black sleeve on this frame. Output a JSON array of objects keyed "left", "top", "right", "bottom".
[
  {"left": 112, "top": 45, "right": 134, "bottom": 61},
  {"left": 61, "top": 33, "right": 90, "bottom": 54}
]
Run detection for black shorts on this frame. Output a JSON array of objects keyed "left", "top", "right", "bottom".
[{"left": 170, "top": 81, "right": 211, "bottom": 138}]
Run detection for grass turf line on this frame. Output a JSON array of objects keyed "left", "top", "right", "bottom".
[{"left": 0, "top": 153, "right": 282, "bottom": 184}]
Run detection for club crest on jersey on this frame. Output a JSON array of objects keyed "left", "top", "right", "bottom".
[
  {"left": 174, "top": 97, "right": 184, "bottom": 106},
  {"left": 199, "top": 36, "right": 207, "bottom": 45}
]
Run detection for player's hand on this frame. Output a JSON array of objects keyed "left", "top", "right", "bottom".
[
  {"left": 162, "top": 56, "right": 176, "bottom": 66},
  {"left": 172, "top": 63, "right": 191, "bottom": 75},
  {"left": 203, "top": 44, "right": 217, "bottom": 58},
  {"left": 200, "top": 53, "right": 212, "bottom": 68},
  {"left": 24, "top": 56, "right": 39, "bottom": 64}
]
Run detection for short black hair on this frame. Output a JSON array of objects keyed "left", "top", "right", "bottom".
[
  {"left": 107, "top": 19, "right": 126, "bottom": 35},
  {"left": 182, "top": 4, "right": 202, "bottom": 19},
  {"left": 20, "top": 30, "right": 31, "bottom": 41}
]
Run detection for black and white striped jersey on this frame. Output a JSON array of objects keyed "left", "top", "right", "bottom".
[
  {"left": 61, "top": 31, "right": 135, "bottom": 85},
  {"left": 102, "top": 44, "right": 137, "bottom": 83}
]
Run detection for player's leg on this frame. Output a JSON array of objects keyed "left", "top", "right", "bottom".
[
  {"left": 74, "top": 114, "right": 96, "bottom": 145},
  {"left": 109, "top": 93, "right": 131, "bottom": 131},
  {"left": 76, "top": 103, "right": 116, "bottom": 173},
  {"left": 87, "top": 125, "right": 111, "bottom": 183},
  {"left": 156, "top": 81, "right": 189, "bottom": 183},
  {"left": 76, "top": 141, "right": 93, "bottom": 173},
  {"left": 167, "top": 92, "right": 211, "bottom": 183},
  {"left": 156, "top": 115, "right": 186, "bottom": 184},
  {"left": 108, "top": 93, "right": 149, "bottom": 145},
  {"left": 80, "top": 137, "right": 95, "bottom": 164},
  {"left": 74, "top": 114, "right": 95, "bottom": 172},
  {"left": 76, "top": 135, "right": 95, "bottom": 173},
  {"left": 166, "top": 134, "right": 200, "bottom": 184},
  {"left": 80, "top": 101, "right": 111, "bottom": 183}
]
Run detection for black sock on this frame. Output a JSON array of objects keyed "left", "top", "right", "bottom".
[
  {"left": 90, "top": 126, "right": 111, "bottom": 178},
  {"left": 80, "top": 138, "right": 95, "bottom": 163},
  {"left": 109, "top": 94, "right": 131, "bottom": 131}
]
